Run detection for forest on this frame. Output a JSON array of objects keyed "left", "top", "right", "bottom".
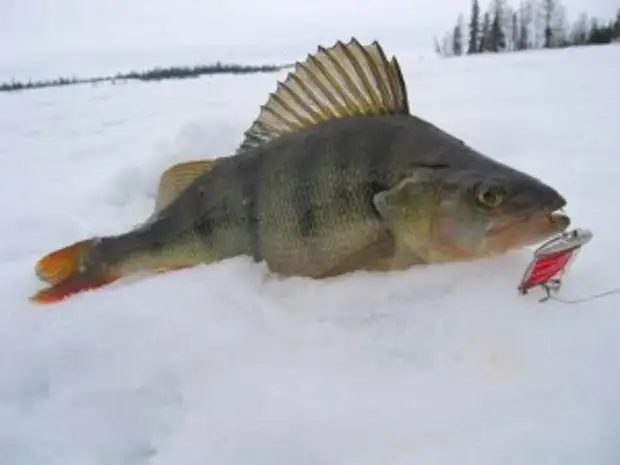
[
  {"left": 435, "top": 0, "right": 620, "bottom": 56},
  {"left": 0, "top": 62, "right": 285, "bottom": 93}
]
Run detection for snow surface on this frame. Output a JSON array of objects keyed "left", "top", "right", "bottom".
[{"left": 1, "top": 44, "right": 620, "bottom": 465}]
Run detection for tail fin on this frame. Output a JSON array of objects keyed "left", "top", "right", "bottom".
[
  {"left": 30, "top": 239, "right": 120, "bottom": 304},
  {"left": 35, "top": 239, "right": 89, "bottom": 285}
]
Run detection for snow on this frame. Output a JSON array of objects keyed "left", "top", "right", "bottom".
[{"left": 1, "top": 43, "right": 620, "bottom": 464}]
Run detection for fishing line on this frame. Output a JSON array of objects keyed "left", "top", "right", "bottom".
[{"left": 546, "top": 288, "right": 620, "bottom": 305}]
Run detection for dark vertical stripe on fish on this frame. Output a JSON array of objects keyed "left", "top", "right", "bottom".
[
  {"left": 239, "top": 149, "right": 267, "bottom": 262},
  {"left": 293, "top": 142, "right": 322, "bottom": 239},
  {"left": 364, "top": 127, "right": 395, "bottom": 217},
  {"left": 192, "top": 186, "right": 214, "bottom": 246}
]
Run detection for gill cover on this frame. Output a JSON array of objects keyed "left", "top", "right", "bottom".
[{"left": 373, "top": 170, "right": 511, "bottom": 263}]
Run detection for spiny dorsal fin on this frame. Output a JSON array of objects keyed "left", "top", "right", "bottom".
[
  {"left": 154, "top": 159, "right": 217, "bottom": 213},
  {"left": 235, "top": 38, "right": 409, "bottom": 154}
]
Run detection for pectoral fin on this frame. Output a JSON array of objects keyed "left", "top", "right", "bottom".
[{"left": 372, "top": 175, "right": 438, "bottom": 266}]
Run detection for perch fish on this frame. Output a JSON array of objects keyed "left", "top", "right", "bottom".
[{"left": 31, "top": 38, "right": 570, "bottom": 303}]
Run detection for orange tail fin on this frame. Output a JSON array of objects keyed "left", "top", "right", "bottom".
[
  {"left": 35, "top": 239, "right": 89, "bottom": 285},
  {"left": 30, "top": 240, "right": 120, "bottom": 304}
]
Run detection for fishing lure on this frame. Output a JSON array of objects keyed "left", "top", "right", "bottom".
[{"left": 518, "top": 228, "right": 593, "bottom": 303}]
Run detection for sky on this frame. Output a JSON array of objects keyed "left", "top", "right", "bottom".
[{"left": 1, "top": 0, "right": 619, "bottom": 76}]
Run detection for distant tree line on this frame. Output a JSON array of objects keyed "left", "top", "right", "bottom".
[
  {"left": 435, "top": 0, "right": 620, "bottom": 57},
  {"left": 0, "top": 62, "right": 286, "bottom": 93}
]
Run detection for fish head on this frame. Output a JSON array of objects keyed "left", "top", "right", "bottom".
[
  {"left": 375, "top": 165, "right": 570, "bottom": 262},
  {"left": 479, "top": 171, "right": 568, "bottom": 245},
  {"left": 431, "top": 167, "right": 570, "bottom": 260}
]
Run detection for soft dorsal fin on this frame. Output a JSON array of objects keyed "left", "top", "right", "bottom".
[
  {"left": 235, "top": 38, "right": 409, "bottom": 154},
  {"left": 154, "top": 159, "right": 217, "bottom": 213}
]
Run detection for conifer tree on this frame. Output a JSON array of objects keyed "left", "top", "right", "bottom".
[
  {"left": 489, "top": 0, "right": 507, "bottom": 51},
  {"left": 468, "top": 0, "right": 481, "bottom": 53}
]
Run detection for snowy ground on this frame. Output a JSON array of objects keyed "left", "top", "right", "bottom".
[{"left": 1, "top": 44, "right": 620, "bottom": 465}]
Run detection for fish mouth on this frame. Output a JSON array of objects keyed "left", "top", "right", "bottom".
[
  {"left": 527, "top": 185, "right": 570, "bottom": 232},
  {"left": 485, "top": 205, "right": 570, "bottom": 252},
  {"left": 537, "top": 193, "right": 570, "bottom": 230},
  {"left": 546, "top": 209, "right": 570, "bottom": 227},
  {"left": 535, "top": 208, "right": 571, "bottom": 238},
  {"left": 491, "top": 207, "right": 570, "bottom": 236}
]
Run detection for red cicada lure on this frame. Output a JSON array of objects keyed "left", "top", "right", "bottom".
[{"left": 518, "top": 228, "right": 593, "bottom": 302}]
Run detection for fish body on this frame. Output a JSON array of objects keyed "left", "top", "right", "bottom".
[{"left": 31, "top": 39, "right": 570, "bottom": 304}]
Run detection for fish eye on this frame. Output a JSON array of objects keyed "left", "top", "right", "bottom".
[{"left": 475, "top": 183, "right": 506, "bottom": 208}]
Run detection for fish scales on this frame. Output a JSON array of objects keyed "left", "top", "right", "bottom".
[
  {"left": 136, "top": 116, "right": 398, "bottom": 277},
  {"left": 138, "top": 115, "right": 494, "bottom": 275},
  {"left": 252, "top": 116, "right": 396, "bottom": 276}
]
